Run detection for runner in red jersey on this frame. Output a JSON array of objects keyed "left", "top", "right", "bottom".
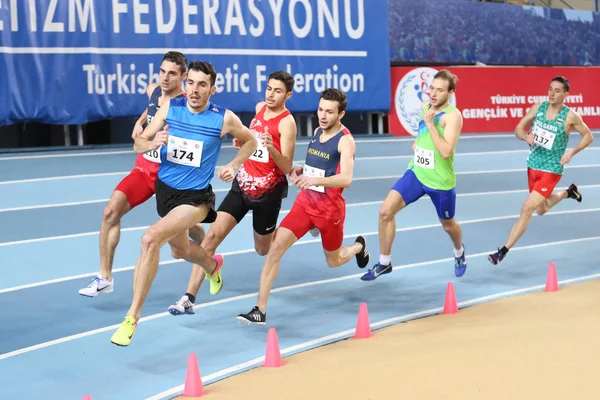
[
  {"left": 167, "top": 71, "right": 298, "bottom": 315},
  {"left": 79, "top": 51, "right": 207, "bottom": 297},
  {"left": 237, "top": 88, "right": 370, "bottom": 325}
]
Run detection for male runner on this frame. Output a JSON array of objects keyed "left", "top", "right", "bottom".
[
  {"left": 167, "top": 71, "right": 298, "bottom": 315},
  {"left": 111, "top": 61, "right": 257, "bottom": 346},
  {"left": 78, "top": 51, "right": 206, "bottom": 297},
  {"left": 237, "top": 88, "right": 370, "bottom": 325},
  {"left": 488, "top": 76, "right": 593, "bottom": 265},
  {"left": 361, "top": 69, "right": 467, "bottom": 281}
]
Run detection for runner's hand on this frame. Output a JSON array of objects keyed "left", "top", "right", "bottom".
[
  {"left": 151, "top": 125, "right": 168, "bottom": 150},
  {"left": 232, "top": 138, "right": 242, "bottom": 149},
  {"left": 289, "top": 166, "right": 303, "bottom": 181},
  {"left": 261, "top": 127, "right": 274, "bottom": 151},
  {"left": 217, "top": 165, "right": 235, "bottom": 182},
  {"left": 525, "top": 133, "right": 535, "bottom": 145},
  {"left": 294, "top": 175, "right": 317, "bottom": 189}
]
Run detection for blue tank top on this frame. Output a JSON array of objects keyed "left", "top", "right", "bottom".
[{"left": 158, "top": 98, "right": 225, "bottom": 190}]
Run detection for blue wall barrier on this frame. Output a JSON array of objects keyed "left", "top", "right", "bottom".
[{"left": 0, "top": 0, "right": 390, "bottom": 126}]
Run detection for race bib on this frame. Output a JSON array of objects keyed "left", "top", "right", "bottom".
[
  {"left": 414, "top": 146, "right": 434, "bottom": 169},
  {"left": 303, "top": 164, "right": 326, "bottom": 193},
  {"left": 250, "top": 141, "right": 269, "bottom": 163},
  {"left": 167, "top": 135, "right": 203, "bottom": 167},
  {"left": 143, "top": 149, "right": 161, "bottom": 163},
  {"left": 532, "top": 126, "right": 556, "bottom": 150}
]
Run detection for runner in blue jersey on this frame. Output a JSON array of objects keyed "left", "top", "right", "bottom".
[{"left": 111, "top": 61, "right": 257, "bottom": 346}]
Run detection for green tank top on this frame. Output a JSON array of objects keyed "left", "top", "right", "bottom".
[
  {"left": 527, "top": 102, "right": 570, "bottom": 175},
  {"left": 407, "top": 104, "right": 458, "bottom": 191}
]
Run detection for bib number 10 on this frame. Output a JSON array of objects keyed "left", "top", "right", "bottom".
[{"left": 143, "top": 149, "right": 161, "bottom": 163}]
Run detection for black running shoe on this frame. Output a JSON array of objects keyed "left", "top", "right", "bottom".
[
  {"left": 237, "top": 306, "right": 266, "bottom": 325},
  {"left": 355, "top": 236, "right": 370, "bottom": 268},
  {"left": 566, "top": 183, "right": 582, "bottom": 203},
  {"left": 488, "top": 248, "right": 505, "bottom": 265}
]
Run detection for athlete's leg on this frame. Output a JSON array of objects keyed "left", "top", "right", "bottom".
[
  {"left": 379, "top": 170, "right": 424, "bottom": 263},
  {"left": 535, "top": 183, "right": 582, "bottom": 215},
  {"left": 126, "top": 204, "right": 212, "bottom": 321},
  {"left": 425, "top": 185, "right": 466, "bottom": 276},
  {"left": 488, "top": 191, "right": 547, "bottom": 265},
  {"left": 489, "top": 169, "right": 563, "bottom": 265},
  {"left": 362, "top": 170, "right": 424, "bottom": 281},
  {"left": 251, "top": 199, "right": 283, "bottom": 255},
  {"left": 80, "top": 170, "right": 153, "bottom": 297},
  {"left": 506, "top": 191, "right": 547, "bottom": 249},
  {"left": 186, "top": 212, "right": 237, "bottom": 294},
  {"left": 99, "top": 191, "right": 130, "bottom": 281},
  {"left": 313, "top": 215, "right": 369, "bottom": 268},
  {"left": 237, "top": 202, "right": 311, "bottom": 324}
]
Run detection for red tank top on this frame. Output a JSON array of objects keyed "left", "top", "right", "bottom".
[
  {"left": 295, "top": 127, "right": 352, "bottom": 220},
  {"left": 236, "top": 105, "right": 291, "bottom": 202}
]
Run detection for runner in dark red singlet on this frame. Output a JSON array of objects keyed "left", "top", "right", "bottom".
[
  {"left": 167, "top": 71, "right": 298, "bottom": 315},
  {"left": 237, "top": 88, "right": 370, "bottom": 325}
]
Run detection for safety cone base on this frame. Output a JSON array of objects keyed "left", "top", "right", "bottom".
[
  {"left": 545, "top": 262, "right": 559, "bottom": 292},
  {"left": 443, "top": 282, "right": 459, "bottom": 314},
  {"left": 264, "top": 328, "right": 284, "bottom": 367},
  {"left": 354, "top": 302, "right": 373, "bottom": 339},
  {"left": 183, "top": 353, "right": 205, "bottom": 398}
]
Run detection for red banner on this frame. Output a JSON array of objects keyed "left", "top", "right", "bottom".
[{"left": 388, "top": 66, "right": 600, "bottom": 136}]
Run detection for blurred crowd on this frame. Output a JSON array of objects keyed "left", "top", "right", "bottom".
[{"left": 389, "top": 0, "right": 600, "bottom": 65}]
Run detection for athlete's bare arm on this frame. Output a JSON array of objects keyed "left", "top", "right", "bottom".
[
  {"left": 294, "top": 133, "right": 356, "bottom": 189},
  {"left": 515, "top": 102, "right": 542, "bottom": 143},
  {"left": 266, "top": 115, "right": 297, "bottom": 174},
  {"left": 131, "top": 84, "right": 159, "bottom": 139},
  {"left": 561, "top": 110, "right": 594, "bottom": 164},
  {"left": 218, "top": 110, "right": 258, "bottom": 181},
  {"left": 133, "top": 99, "right": 170, "bottom": 154},
  {"left": 425, "top": 107, "right": 463, "bottom": 159}
]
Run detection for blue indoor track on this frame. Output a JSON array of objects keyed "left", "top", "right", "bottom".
[{"left": 1, "top": 133, "right": 599, "bottom": 399}]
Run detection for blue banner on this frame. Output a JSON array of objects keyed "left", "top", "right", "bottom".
[{"left": 0, "top": 0, "right": 390, "bottom": 125}]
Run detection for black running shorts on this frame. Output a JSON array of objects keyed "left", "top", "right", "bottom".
[{"left": 155, "top": 178, "right": 217, "bottom": 223}]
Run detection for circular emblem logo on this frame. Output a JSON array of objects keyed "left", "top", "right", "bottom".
[{"left": 395, "top": 67, "right": 457, "bottom": 136}]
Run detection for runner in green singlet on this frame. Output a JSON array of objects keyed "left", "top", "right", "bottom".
[
  {"left": 361, "top": 69, "right": 467, "bottom": 281},
  {"left": 489, "top": 76, "right": 594, "bottom": 265}
]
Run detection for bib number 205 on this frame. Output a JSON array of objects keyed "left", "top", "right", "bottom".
[{"left": 414, "top": 146, "right": 434, "bottom": 169}]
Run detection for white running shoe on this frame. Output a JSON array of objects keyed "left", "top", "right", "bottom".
[
  {"left": 168, "top": 295, "right": 196, "bottom": 316},
  {"left": 309, "top": 227, "right": 320, "bottom": 237},
  {"left": 79, "top": 275, "right": 114, "bottom": 297}
]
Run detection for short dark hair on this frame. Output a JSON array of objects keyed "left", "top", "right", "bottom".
[
  {"left": 268, "top": 70, "right": 295, "bottom": 92},
  {"left": 320, "top": 88, "right": 348, "bottom": 113},
  {"left": 188, "top": 61, "right": 217, "bottom": 86},
  {"left": 162, "top": 51, "right": 187, "bottom": 73},
  {"left": 434, "top": 69, "right": 458, "bottom": 92},
  {"left": 551, "top": 76, "right": 570, "bottom": 92}
]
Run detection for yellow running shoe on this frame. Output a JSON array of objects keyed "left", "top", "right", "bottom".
[
  {"left": 205, "top": 254, "right": 224, "bottom": 295},
  {"left": 110, "top": 316, "right": 137, "bottom": 347}
]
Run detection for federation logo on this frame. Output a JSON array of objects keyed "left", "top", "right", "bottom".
[{"left": 395, "top": 67, "right": 457, "bottom": 136}]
